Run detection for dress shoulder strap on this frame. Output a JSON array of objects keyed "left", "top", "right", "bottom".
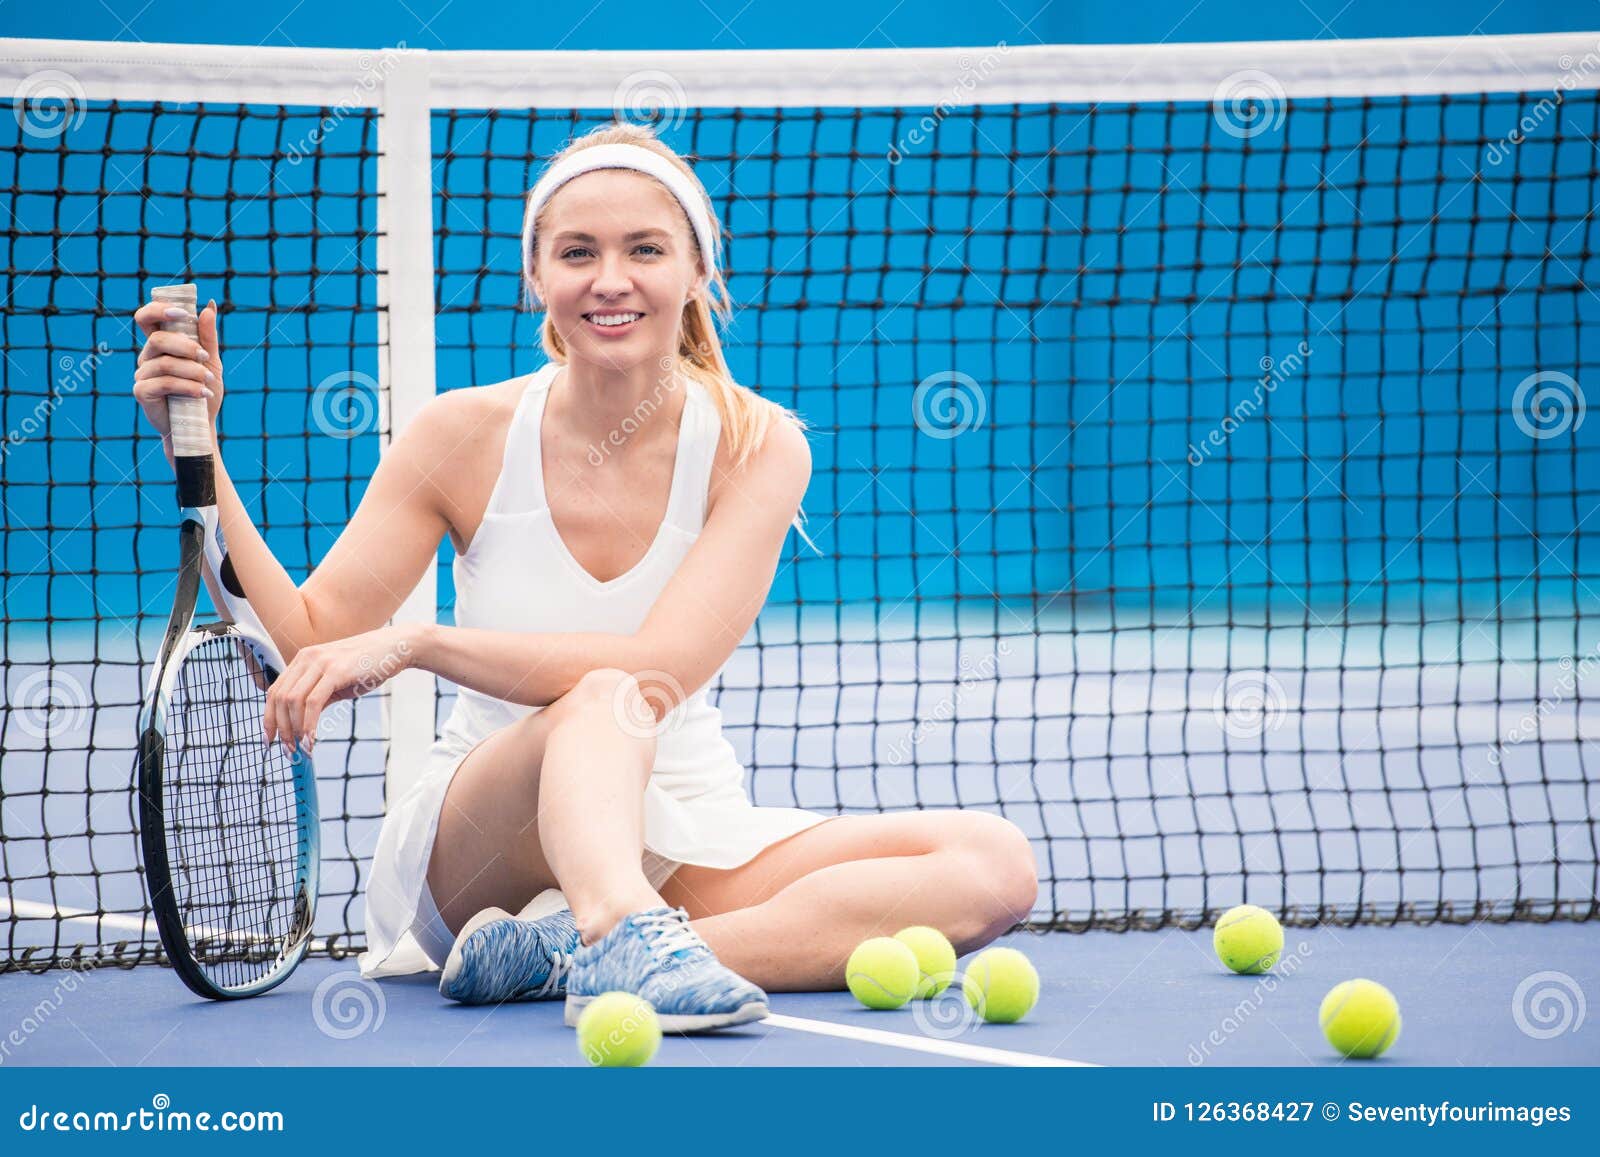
[
  {"left": 663, "top": 378, "right": 723, "bottom": 532},
  {"left": 483, "top": 363, "right": 559, "bottom": 517}
]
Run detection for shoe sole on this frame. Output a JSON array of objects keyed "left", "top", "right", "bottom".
[{"left": 564, "top": 995, "right": 769, "bottom": 1033}]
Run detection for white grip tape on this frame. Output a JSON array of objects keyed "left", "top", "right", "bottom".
[
  {"left": 165, "top": 395, "right": 211, "bottom": 458},
  {"left": 150, "top": 283, "right": 211, "bottom": 459}
]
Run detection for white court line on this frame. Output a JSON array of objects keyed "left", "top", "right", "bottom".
[
  {"left": 763, "top": 1013, "right": 1096, "bottom": 1067},
  {"left": 1, "top": 898, "right": 153, "bottom": 936},
  {"left": 1, "top": 899, "right": 281, "bottom": 951}
]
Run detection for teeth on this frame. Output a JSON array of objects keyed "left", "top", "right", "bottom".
[{"left": 590, "top": 313, "right": 641, "bottom": 327}]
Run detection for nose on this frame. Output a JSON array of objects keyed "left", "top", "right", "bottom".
[{"left": 590, "top": 252, "right": 634, "bottom": 298}]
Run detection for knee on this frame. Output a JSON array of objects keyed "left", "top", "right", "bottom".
[
  {"left": 566, "top": 667, "right": 637, "bottom": 707},
  {"left": 949, "top": 812, "right": 1038, "bottom": 930},
  {"left": 561, "top": 667, "right": 645, "bottom": 725},
  {"left": 553, "top": 668, "right": 659, "bottom": 755}
]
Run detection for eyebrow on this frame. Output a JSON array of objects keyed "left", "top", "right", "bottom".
[{"left": 551, "top": 229, "right": 671, "bottom": 242}]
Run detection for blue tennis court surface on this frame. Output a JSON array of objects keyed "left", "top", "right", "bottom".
[{"left": 3, "top": 924, "right": 1593, "bottom": 1067}]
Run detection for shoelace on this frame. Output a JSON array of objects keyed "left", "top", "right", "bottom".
[
  {"left": 634, "top": 910, "right": 706, "bottom": 963},
  {"left": 534, "top": 950, "right": 572, "bottom": 997}
]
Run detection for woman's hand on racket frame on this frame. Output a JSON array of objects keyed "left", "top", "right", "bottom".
[
  {"left": 133, "top": 297, "right": 224, "bottom": 457},
  {"left": 263, "top": 623, "right": 421, "bottom": 754}
]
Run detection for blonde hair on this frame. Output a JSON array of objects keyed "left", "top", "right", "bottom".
[{"left": 523, "top": 122, "right": 797, "bottom": 468}]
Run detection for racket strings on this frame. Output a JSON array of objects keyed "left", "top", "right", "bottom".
[{"left": 163, "top": 634, "right": 306, "bottom": 986}]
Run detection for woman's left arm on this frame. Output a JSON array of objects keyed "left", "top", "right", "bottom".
[{"left": 264, "top": 417, "right": 812, "bottom": 750}]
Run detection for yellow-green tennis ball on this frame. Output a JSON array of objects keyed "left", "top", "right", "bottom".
[
  {"left": 846, "top": 937, "right": 920, "bottom": 1009},
  {"left": 894, "top": 926, "right": 957, "bottom": 999},
  {"left": 1212, "top": 904, "right": 1284, "bottom": 974},
  {"left": 962, "top": 947, "right": 1040, "bottom": 1023},
  {"left": 577, "top": 992, "right": 661, "bottom": 1067},
  {"left": 1320, "top": 979, "right": 1401, "bottom": 1059}
]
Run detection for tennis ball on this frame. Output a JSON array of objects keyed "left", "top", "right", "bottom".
[
  {"left": 1320, "top": 979, "right": 1401, "bottom": 1059},
  {"left": 894, "top": 925, "right": 958, "bottom": 999},
  {"left": 1212, "top": 904, "right": 1284, "bottom": 974},
  {"left": 576, "top": 991, "right": 661, "bottom": 1067},
  {"left": 962, "top": 947, "right": 1039, "bottom": 1023},
  {"left": 846, "top": 936, "right": 921, "bottom": 1009}
]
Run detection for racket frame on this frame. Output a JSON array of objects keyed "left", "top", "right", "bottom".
[{"left": 138, "top": 554, "right": 322, "bottom": 998}]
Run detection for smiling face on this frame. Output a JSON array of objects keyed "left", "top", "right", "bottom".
[{"left": 529, "top": 168, "right": 704, "bottom": 374}]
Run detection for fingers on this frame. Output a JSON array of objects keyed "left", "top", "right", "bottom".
[
  {"left": 133, "top": 299, "right": 188, "bottom": 335},
  {"left": 261, "top": 639, "right": 394, "bottom": 756},
  {"left": 134, "top": 355, "right": 214, "bottom": 391},
  {"left": 134, "top": 301, "right": 222, "bottom": 434},
  {"left": 264, "top": 648, "right": 317, "bottom": 753},
  {"left": 263, "top": 647, "right": 342, "bottom": 755},
  {"left": 132, "top": 368, "right": 215, "bottom": 418},
  {"left": 197, "top": 300, "right": 221, "bottom": 364},
  {"left": 298, "top": 675, "right": 339, "bottom": 752},
  {"left": 138, "top": 328, "right": 212, "bottom": 365}
]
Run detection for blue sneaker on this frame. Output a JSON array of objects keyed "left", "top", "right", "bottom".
[
  {"left": 564, "top": 907, "right": 768, "bottom": 1032},
  {"left": 439, "top": 894, "right": 580, "bottom": 1005}
]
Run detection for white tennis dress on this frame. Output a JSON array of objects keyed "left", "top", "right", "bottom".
[{"left": 359, "top": 363, "right": 827, "bottom": 977}]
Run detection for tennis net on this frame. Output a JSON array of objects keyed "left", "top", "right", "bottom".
[{"left": 3, "top": 34, "right": 1599, "bottom": 972}]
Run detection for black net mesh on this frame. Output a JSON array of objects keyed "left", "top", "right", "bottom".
[{"left": 3, "top": 83, "right": 1598, "bottom": 972}]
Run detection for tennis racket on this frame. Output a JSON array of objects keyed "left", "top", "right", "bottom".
[{"left": 137, "top": 283, "right": 320, "bottom": 1000}]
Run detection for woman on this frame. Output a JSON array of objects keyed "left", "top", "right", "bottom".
[{"left": 133, "top": 123, "right": 1038, "bottom": 1032}]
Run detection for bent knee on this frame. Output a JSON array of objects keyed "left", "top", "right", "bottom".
[
  {"left": 548, "top": 668, "right": 659, "bottom": 758},
  {"left": 950, "top": 811, "right": 1039, "bottom": 927},
  {"left": 552, "top": 667, "right": 648, "bottom": 723},
  {"left": 566, "top": 667, "right": 637, "bottom": 705}
]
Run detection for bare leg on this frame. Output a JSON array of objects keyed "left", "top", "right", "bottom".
[
  {"left": 426, "top": 668, "right": 663, "bottom": 945},
  {"left": 660, "top": 811, "right": 1039, "bottom": 991},
  {"left": 534, "top": 670, "right": 662, "bottom": 941}
]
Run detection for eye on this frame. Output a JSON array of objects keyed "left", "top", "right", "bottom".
[
  {"left": 635, "top": 243, "right": 664, "bottom": 257},
  {"left": 561, "top": 245, "right": 593, "bottom": 261}
]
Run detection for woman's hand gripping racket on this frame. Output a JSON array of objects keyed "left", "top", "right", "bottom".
[{"left": 136, "top": 284, "right": 320, "bottom": 999}]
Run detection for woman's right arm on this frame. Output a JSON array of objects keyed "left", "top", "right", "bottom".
[{"left": 133, "top": 298, "right": 454, "bottom": 660}]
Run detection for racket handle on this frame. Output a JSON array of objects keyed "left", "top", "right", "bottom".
[{"left": 151, "top": 283, "right": 216, "bottom": 506}]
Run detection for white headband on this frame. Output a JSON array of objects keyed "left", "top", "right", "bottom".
[{"left": 521, "top": 143, "right": 720, "bottom": 293}]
